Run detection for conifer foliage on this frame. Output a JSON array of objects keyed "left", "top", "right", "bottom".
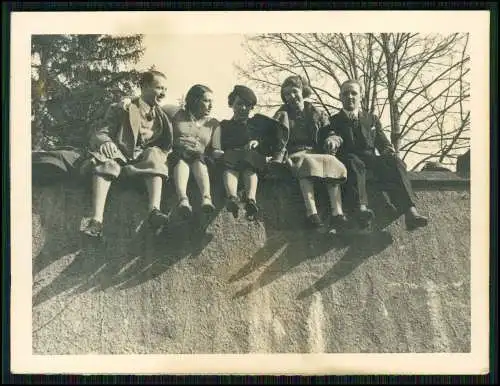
[{"left": 31, "top": 34, "right": 145, "bottom": 150}]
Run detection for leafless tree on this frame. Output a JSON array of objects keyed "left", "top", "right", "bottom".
[
  {"left": 400, "top": 34, "right": 470, "bottom": 170},
  {"left": 236, "top": 33, "right": 470, "bottom": 170}
]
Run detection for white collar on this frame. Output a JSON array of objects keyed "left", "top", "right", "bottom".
[
  {"left": 342, "top": 108, "right": 361, "bottom": 117},
  {"left": 138, "top": 97, "right": 155, "bottom": 112}
]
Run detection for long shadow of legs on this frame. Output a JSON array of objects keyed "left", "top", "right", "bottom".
[
  {"left": 296, "top": 230, "right": 394, "bottom": 299},
  {"left": 32, "top": 173, "right": 223, "bottom": 305},
  {"left": 33, "top": 237, "right": 105, "bottom": 306},
  {"left": 104, "top": 172, "right": 226, "bottom": 290},
  {"left": 233, "top": 230, "right": 348, "bottom": 298},
  {"left": 33, "top": 204, "right": 220, "bottom": 306},
  {"left": 74, "top": 174, "right": 224, "bottom": 293},
  {"left": 229, "top": 177, "right": 353, "bottom": 298},
  {"left": 228, "top": 231, "right": 289, "bottom": 283},
  {"left": 32, "top": 182, "right": 87, "bottom": 275},
  {"left": 33, "top": 236, "right": 82, "bottom": 277},
  {"left": 109, "top": 210, "right": 218, "bottom": 291},
  {"left": 370, "top": 193, "right": 404, "bottom": 232},
  {"left": 71, "top": 226, "right": 174, "bottom": 294}
]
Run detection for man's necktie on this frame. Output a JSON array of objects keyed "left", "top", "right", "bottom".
[
  {"left": 348, "top": 111, "right": 362, "bottom": 147},
  {"left": 145, "top": 106, "right": 156, "bottom": 121}
]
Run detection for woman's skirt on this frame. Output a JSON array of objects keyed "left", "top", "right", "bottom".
[
  {"left": 168, "top": 148, "right": 208, "bottom": 169},
  {"left": 222, "top": 148, "right": 267, "bottom": 173},
  {"left": 287, "top": 149, "right": 347, "bottom": 182}
]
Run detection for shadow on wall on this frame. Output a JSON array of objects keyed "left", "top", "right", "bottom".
[
  {"left": 227, "top": 170, "right": 398, "bottom": 298},
  {"left": 228, "top": 228, "right": 394, "bottom": 300},
  {"left": 32, "top": 164, "right": 400, "bottom": 306},
  {"left": 296, "top": 230, "right": 394, "bottom": 299},
  {"left": 32, "top": 172, "right": 223, "bottom": 307}
]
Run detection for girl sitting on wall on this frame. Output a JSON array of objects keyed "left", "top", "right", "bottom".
[
  {"left": 169, "top": 84, "right": 220, "bottom": 217},
  {"left": 272, "top": 75, "right": 349, "bottom": 231},
  {"left": 212, "top": 85, "right": 287, "bottom": 219}
]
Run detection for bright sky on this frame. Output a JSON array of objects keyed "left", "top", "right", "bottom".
[
  {"left": 132, "top": 33, "right": 468, "bottom": 171},
  {"left": 135, "top": 34, "right": 250, "bottom": 120}
]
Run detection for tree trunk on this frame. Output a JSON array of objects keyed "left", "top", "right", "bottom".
[
  {"left": 389, "top": 99, "right": 401, "bottom": 154},
  {"left": 32, "top": 47, "right": 49, "bottom": 149},
  {"left": 381, "top": 34, "right": 401, "bottom": 154}
]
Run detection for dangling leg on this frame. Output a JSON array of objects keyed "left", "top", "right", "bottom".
[
  {"left": 144, "top": 175, "right": 170, "bottom": 229},
  {"left": 192, "top": 160, "right": 215, "bottom": 213},
  {"left": 299, "top": 178, "right": 322, "bottom": 228},
  {"left": 243, "top": 168, "right": 259, "bottom": 217},
  {"left": 90, "top": 174, "right": 113, "bottom": 223},
  {"left": 82, "top": 173, "right": 113, "bottom": 238},
  {"left": 375, "top": 154, "right": 428, "bottom": 230},
  {"left": 326, "top": 182, "right": 349, "bottom": 232},
  {"left": 340, "top": 153, "right": 374, "bottom": 229},
  {"left": 174, "top": 158, "right": 192, "bottom": 217},
  {"left": 144, "top": 175, "right": 163, "bottom": 212},
  {"left": 81, "top": 157, "right": 123, "bottom": 238},
  {"left": 223, "top": 168, "right": 239, "bottom": 198},
  {"left": 327, "top": 183, "right": 344, "bottom": 216},
  {"left": 223, "top": 168, "right": 240, "bottom": 217}
]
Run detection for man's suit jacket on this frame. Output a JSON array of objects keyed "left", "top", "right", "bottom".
[
  {"left": 328, "top": 109, "right": 395, "bottom": 157},
  {"left": 89, "top": 97, "right": 174, "bottom": 161}
]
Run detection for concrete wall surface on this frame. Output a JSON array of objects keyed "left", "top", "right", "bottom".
[{"left": 32, "top": 170, "right": 471, "bottom": 354}]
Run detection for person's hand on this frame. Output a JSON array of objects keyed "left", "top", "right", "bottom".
[
  {"left": 100, "top": 141, "right": 119, "bottom": 158},
  {"left": 212, "top": 149, "right": 225, "bottom": 159},
  {"left": 324, "top": 138, "right": 339, "bottom": 154},
  {"left": 118, "top": 97, "right": 132, "bottom": 110},
  {"left": 246, "top": 140, "right": 259, "bottom": 150}
]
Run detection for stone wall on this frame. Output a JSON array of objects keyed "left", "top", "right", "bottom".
[{"left": 32, "top": 169, "right": 471, "bottom": 354}]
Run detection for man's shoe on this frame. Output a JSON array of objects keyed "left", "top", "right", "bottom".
[
  {"left": 306, "top": 213, "right": 324, "bottom": 229},
  {"left": 357, "top": 208, "right": 375, "bottom": 227}
]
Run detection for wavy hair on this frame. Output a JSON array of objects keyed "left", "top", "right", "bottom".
[{"left": 185, "top": 84, "right": 213, "bottom": 114}]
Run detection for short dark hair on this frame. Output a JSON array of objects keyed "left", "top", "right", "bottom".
[
  {"left": 185, "top": 84, "right": 213, "bottom": 113},
  {"left": 139, "top": 70, "right": 167, "bottom": 88},
  {"left": 228, "top": 85, "right": 257, "bottom": 108},
  {"left": 340, "top": 79, "right": 363, "bottom": 94}
]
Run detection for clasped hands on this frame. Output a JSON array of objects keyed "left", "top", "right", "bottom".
[
  {"left": 100, "top": 141, "right": 120, "bottom": 158},
  {"left": 324, "top": 137, "right": 340, "bottom": 155}
]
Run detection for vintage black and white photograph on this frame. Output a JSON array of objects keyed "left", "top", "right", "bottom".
[{"left": 10, "top": 10, "right": 490, "bottom": 375}]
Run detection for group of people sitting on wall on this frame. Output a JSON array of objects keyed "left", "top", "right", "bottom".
[{"left": 79, "top": 69, "right": 429, "bottom": 239}]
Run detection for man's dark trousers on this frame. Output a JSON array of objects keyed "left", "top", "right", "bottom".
[{"left": 339, "top": 151, "right": 416, "bottom": 214}]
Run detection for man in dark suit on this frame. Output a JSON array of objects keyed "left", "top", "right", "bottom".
[
  {"left": 324, "top": 79, "right": 428, "bottom": 231},
  {"left": 81, "top": 70, "right": 174, "bottom": 239}
]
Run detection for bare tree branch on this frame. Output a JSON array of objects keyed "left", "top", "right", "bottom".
[{"left": 237, "top": 32, "right": 470, "bottom": 169}]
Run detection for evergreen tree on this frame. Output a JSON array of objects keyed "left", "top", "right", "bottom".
[{"left": 31, "top": 34, "right": 145, "bottom": 150}]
